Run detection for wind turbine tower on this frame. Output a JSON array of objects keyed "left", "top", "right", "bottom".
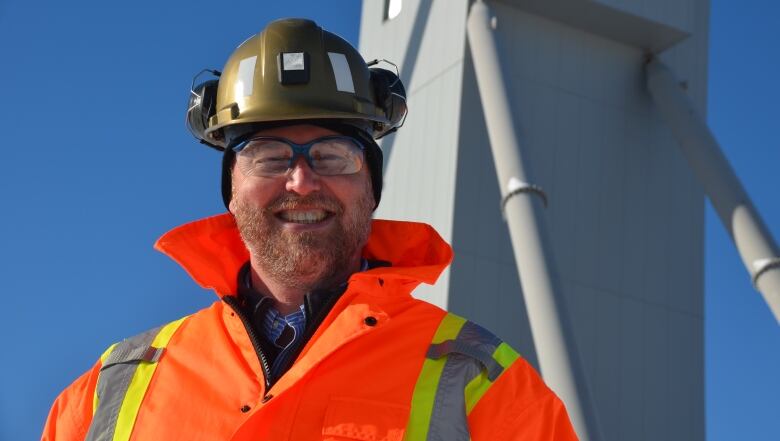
[{"left": 359, "top": 0, "right": 728, "bottom": 439}]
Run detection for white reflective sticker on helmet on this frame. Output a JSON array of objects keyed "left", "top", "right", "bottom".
[
  {"left": 235, "top": 56, "right": 257, "bottom": 97},
  {"left": 283, "top": 52, "right": 305, "bottom": 71},
  {"left": 328, "top": 52, "right": 355, "bottom": 93}
]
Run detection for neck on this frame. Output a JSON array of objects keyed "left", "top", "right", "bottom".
[{"left": 247, "top": 253, "right": 362, "bottom": 315}]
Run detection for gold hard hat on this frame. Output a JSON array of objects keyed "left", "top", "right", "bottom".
[{"left": 188, "top": 18, "right": 405, "bottom": 149}]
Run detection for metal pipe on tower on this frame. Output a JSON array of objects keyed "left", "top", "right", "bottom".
[
  {"left": 466, "top": 1, "right": 603, "bottom": 440},
  {"left": 646, "top": 58, "right": 780, "bottom": 323}
]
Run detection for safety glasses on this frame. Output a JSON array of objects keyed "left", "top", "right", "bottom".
[{"left": 233, "top": 136, "right": 365, "bottom": 177}]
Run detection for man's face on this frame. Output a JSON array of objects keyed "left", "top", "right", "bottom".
[{"left": 229, "top": 124, "right": 374, "bottom": 290}]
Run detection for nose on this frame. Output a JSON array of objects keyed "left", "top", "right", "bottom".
[{"left": 285, "top": 157, "right": 321, "bottom": 196}]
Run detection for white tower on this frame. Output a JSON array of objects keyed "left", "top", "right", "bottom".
[{"left": 360, "top": 0, "right": 710, "bottom": 439}]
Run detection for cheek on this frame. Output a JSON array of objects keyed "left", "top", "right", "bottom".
[
  {"left": 333, "top": 169, "right": 371, "bottom": 197},
  {"left": 331, "top": 176, "right": 373, "bottom": 210},
  {"left": 232, "top": 179, "right": 283, "bottom": 209}
]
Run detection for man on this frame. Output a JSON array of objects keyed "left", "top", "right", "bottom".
[{"left": 43, "top": 18, "right": 577, "bottom": 440}]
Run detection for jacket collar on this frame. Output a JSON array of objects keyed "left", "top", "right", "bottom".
[{"left": 154, "top": 213, "right": 453, "bottom": 297}]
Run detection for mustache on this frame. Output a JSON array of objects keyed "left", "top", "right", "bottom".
[{"left": 265, "top": 193, "right": 343, "bottom": 214}]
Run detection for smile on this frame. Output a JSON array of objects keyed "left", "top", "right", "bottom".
[{"left": 275, "top": 209, "right": 333, "bottom": 224}]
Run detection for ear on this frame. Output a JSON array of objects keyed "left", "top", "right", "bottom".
[
  {"left": 226, "top": 165, "right": 242, "bottom": 215},
  {"left": 222, "top": 149, "right": 237, "bottom": 210}
]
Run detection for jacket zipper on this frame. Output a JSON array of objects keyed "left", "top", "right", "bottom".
[{"left": 223, "top": 296, "right": 273, "bottom": 393}]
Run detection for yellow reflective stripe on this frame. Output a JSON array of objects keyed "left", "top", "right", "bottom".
[
  {"left": 405, "top": 314, "right": 466, "bottom": 441},
  {"left": 99, "top": 343, "right": 120, "bottom": 363},
  {"left": 112, "top": 317, "right": 187, "bottom": 441},
  {"left": 464, "top": 371, "right": 490, "bottom": 414},
  {"left": 492, "top": 342, "right": 519, "bottom": 369},
  {"left": 93, "top": 342, "right": 119, "bottom": 415},
  {"left": 464, "top": 342, "right": 520, "bottom": 414}
]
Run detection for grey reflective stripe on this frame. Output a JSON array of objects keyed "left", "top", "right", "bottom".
[
  {"left": 427, "top": 340, "right": 503, "bottom": 381},
  {"left": 85, "top": 324, "right": 164, "bottom": 441},
  {"left": 102, "top": 345, "right": 165, "bottom": 369},
  {"left": 425, "top": 320, "right": 506, "bottom": 441}
]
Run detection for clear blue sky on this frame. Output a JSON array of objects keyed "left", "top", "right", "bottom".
[{"left": 0, "top": 1, "right": 777, "bottom": 440}]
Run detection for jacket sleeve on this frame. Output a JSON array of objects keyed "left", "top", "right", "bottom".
[
  {"left": 41, "top": 360, "right": 101, "bottom": 441},
  {"left": 467, "top": 356, "right": 579, "bottom": 441}
]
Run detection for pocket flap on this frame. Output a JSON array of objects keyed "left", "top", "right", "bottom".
[{"left": 322, "top": 397, "right": 409, "bottom": 441}]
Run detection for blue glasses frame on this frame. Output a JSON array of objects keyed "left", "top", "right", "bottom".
[{"left": 232, "top": 135, "right": 366, "bottom": 175}]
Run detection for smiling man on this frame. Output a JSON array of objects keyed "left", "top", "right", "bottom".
[
  {"left": 230, "top": 125, "right": 375, "bottom": 316},
  {"left": 43, "top": 19, "right": 577, "bottom": 441}
]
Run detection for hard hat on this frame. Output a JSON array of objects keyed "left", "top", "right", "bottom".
[{"left": 186, "top": 18, "right": 407, "bottom": 209}]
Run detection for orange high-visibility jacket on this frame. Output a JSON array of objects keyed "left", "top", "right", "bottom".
[{"left": 43, "top": 214, "right": 577, "bottom": 441}]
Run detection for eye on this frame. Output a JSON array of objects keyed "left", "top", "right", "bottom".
[
  {"left": 309, "top": 138, "right": 363, "bottom": 175},
  {"left": 236, "top": 139, "right": 294, "bottom": 175},
  {"left": 255, "top": 155, "right": 290, "bottom": 164},
  {"left": 311, "top": 151, "right": 343, "bottom": 161}
]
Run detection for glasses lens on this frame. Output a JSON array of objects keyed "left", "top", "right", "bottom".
[
  {"left": 236, "top": 139, "right": 293, "bottom": 176},
  {"left": 309, "top": 138, "right": 364, "bottom": 175}
]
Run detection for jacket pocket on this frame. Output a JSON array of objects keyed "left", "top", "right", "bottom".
[{"left": 322, "top": 397, "right": 409, "bottom": 441}]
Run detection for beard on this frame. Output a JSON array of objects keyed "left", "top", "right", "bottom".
[{"left": 232, "top": 186, "right": 374, "bottom": 292}]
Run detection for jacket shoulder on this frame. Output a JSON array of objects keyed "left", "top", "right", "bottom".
[
  {"left": 469, "top": 355, "right": 578, "bottom": 440},
  {"left": 101, "top": 300, "right": 223, "bottom": 363},
  {"left": 42, "top": 302, "right": 222, "bottom": 440},
  {"left": 447, "top": 319, "right": 577, "bottom": 441},
  {"left": 402, "top": 307, "right": 577, "bottom": 440},
  {"left": 42, "top": 361, "right": 102, "bottom": 441}
]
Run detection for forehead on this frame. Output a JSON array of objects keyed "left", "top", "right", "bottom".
[{"left": 250, "top": 124, "right": 342, "bottom": 143}]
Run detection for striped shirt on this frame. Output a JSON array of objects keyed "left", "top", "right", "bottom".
[
  {"left": 262, "top": 304, "right": 307, "bottom": 378},
  {"left": 238, "top": 259, "right": 370, "bottom": 381}
]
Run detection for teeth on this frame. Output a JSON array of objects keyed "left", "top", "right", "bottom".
[{"left": 279, "top": 210, "right": 328, "bottom": 224}]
